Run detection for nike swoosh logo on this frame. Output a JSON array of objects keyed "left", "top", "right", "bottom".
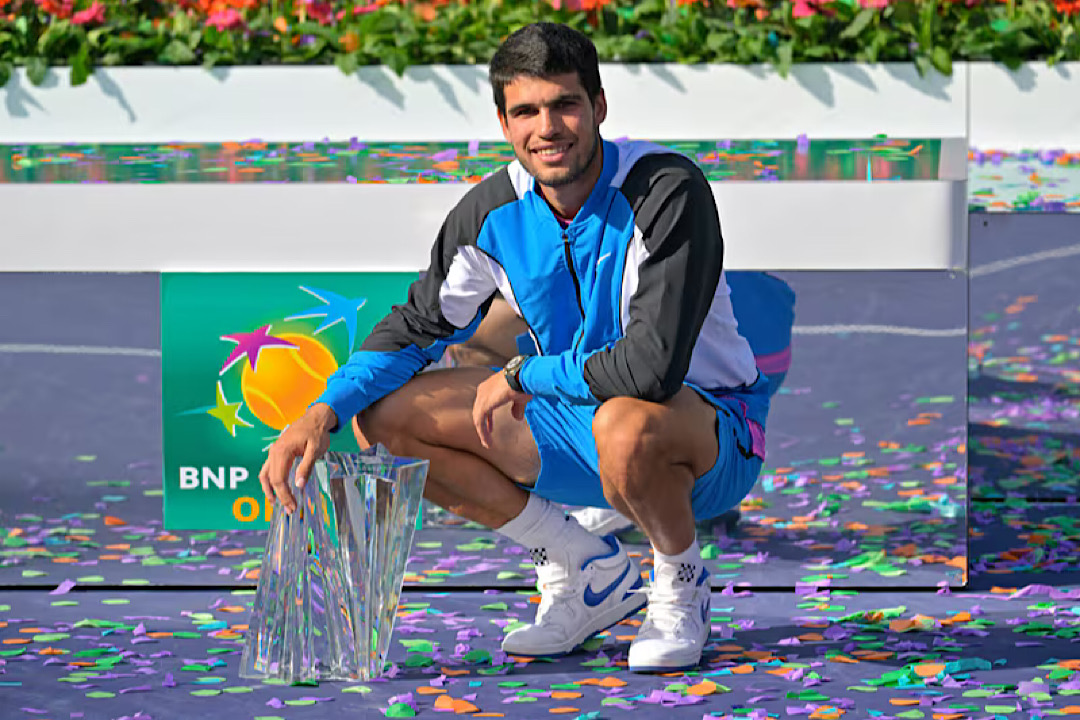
[
  {"left": 597, "top": 252, "right": 612, "bottom": 266},
  {"left": 583, "top": 562, "right": 632, "bottom": 607}
]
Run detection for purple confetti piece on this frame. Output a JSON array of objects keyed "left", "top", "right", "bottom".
[
  {"left": 266, "top": 698, "right": 285, "bottom": 708},
  {"left": 50, "top": 579, "right": 76, "bottom": 595}
]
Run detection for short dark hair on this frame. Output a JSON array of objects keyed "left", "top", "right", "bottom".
[{"left": 489, "top": 23, "right": 602, "bottom": 116}]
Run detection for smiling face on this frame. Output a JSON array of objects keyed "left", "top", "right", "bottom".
[{"left": 497, "top": 72, "right": 607, "bottom": 193}]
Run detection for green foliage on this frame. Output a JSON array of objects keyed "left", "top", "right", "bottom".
[{"left": 0, "top": 0, "right": 1078, "bottom": 87}]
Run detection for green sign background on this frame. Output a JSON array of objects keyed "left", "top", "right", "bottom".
[{"left": 161, "top": 272, "right": 417, "bottom": 530}]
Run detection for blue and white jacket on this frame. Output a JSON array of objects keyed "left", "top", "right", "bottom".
[{"left": 317, "top": 139, "right": 770, "bottom": 451}]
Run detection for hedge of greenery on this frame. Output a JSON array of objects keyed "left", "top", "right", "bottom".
[{"left": 1, "top": 0, "right": 1078, "bottom": 88}]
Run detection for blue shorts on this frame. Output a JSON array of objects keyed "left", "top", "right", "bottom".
[{"left": 521, "top": 385, "right": 765, "bottom": 521}]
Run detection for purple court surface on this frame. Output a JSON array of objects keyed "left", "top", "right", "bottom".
[{"left": 1, "top": 211, "right": 1078, "bottom": 719}]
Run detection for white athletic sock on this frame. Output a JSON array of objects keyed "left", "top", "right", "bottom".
[
  {"left": 652, "top": 535, "right": 704, "bottom": 586},
  {"left": 496, "top": 494, "right": 610, "bottom": 565}
]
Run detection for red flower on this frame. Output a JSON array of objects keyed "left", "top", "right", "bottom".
[
  {"left": 72, "top": 0, "right": 105, "bottom": 25},
  {"left": 37, "top": 0, "right": 74, "bottom": 19},
  {"left": 299, "top": 0, "right": 335, "bottom": 24},
  {"left": 792, "top": 0, "right": 816, "bottom": 17}
]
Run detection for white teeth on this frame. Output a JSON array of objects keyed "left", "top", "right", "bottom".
[{"left": 536, "top": 146, "right": 568, "bottom": 156}]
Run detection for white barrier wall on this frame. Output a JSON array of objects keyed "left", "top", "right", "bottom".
[{"left": 0, "top": 63, "right": 968, "bottom": 143}]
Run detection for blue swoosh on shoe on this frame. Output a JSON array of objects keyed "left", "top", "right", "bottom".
[{"left": 583, "top": 562, "right": 632, "bottom": 608}]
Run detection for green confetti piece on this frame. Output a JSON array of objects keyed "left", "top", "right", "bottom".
[
  {"left": 51, "top": 601, "right": 79, "bottom": 607},
  {"left": 340, "top": 685, "right": 372, "bottom": 693},
  {"left": 399, "top": 639, "right": 433, "bottom": 652},
  {"left": 284, "top": 699, "right": 316, "bottom": 706},
  {"left": 101, "top": 599, "right": 130, "bottom": 605},
  {"left": 462, "top": 649, "right": 492, "bottom": 664},
  {"left": 984, "top": 706, "right": 1018, "bottom": 714},
  {"left": 121, "top": 579, "right": 150, "bottom": 586},
  {"left": 847, "top": 686, "right": 878, "bottom": 692},
  {"left": 385, "top": 702, "right": 416, "bottom": 717},
  {"left": 700, "top": 543, "right": 719, "bottom": 560},
  {"left": 404, "top": 654, "right": 434, "bottom": 667},
  {"left": 0, "top": 648, "right": 26, "bottom": 657},
  {"left": 499, "top": 681, "right": 528, "bottom": 687},
  {"left": 173, "top": 631, "right": 202, "bottom": 639},
  {"left": 222, "top": 686, "right": 254, "bottom": 693},
  {"left": 75, "top": 455, "right": 97, "bottom": 462},
  {"left": 21, "top": 569, "right": 46, "bottom": 578},
  {"left": 33, "top": 633, "right": 70, "bottom": 642},
  {"left": 480, "top": 602, "right": 508, "bottom": 611},
  {"left": 895, "top": 712, "right": 925, "bottom": 719},
  {"left": 76, "top": 575, "right": 105, "bottom": 583},
  {"left": 190, "top": 689, "right": 221, "bottom": 697},
  {"left": 0, "top": 604, "right": 9, "bottom": 611},
  {"left": 497, "top": 571, "right": 524, "bottom": 580},
  {"left": 86, "top": 691, "right": 115, "bottom": 698}
]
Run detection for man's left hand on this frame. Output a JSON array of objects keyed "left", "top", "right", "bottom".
[{"left": 472, "top": 371, "right": 531, "bottom": 449}]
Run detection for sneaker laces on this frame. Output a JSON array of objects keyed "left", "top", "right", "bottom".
[
  {"left": 640, "top": 569, "right": 701, "bottom": 636},
  {"left": 531, "top": 553, "right": 583, "bottom": 626}
]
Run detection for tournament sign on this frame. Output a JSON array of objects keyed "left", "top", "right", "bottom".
[{"left": 161, "top": 272, "right": 417, "bottom": 530}]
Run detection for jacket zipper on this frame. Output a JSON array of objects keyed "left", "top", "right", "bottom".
[
  {"left": 563, "top": 233, "right": 586, "bottom": 352},
  {"left": 563, "top": 233, "right": 585, "bottom": 320}
]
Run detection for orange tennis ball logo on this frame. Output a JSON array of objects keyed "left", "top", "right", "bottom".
[{"left": 239, "top": 333, "right": 339, "bottom": 430}]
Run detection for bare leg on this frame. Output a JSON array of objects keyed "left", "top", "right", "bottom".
[
  {"left": 593, "top": 388, "right": 718, "bottom": 556},
  {"left": 446, "top": 297, "right": 529, "bottom": 368},
  {"left": 356, "top": 367, "right": 540, "bottom": 529}
]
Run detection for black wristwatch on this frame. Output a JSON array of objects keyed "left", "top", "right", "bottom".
[{"left": 503, "top": 354, "right": 529, "bottom": 393}]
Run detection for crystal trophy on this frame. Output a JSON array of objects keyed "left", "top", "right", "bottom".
[{"left": 240, "top": 444, "right": 429, "bottom": 682}]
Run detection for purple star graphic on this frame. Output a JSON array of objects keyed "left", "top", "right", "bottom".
[{"left": 219, "top": 324, "right": 297, "bottom": 375}]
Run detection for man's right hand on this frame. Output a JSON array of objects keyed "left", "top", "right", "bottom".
[{"left": 259, "top": 403, "right": 338, "bottom": 514}]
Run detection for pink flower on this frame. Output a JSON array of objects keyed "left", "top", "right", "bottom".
[
  {"left": 72, "top": 0, "right": 104, "bottom": 24},
  {"left": 206, "top": 6, "right": 243, "bottom": 29},
  {"left": 859, "top": 0, "right": 888, "bottom": 7},
  {"left": 792, "top": 0, "right": 816, "bottom": 16}
]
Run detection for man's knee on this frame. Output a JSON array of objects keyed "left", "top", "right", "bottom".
[
  {"left": 355, "top": 393, "right": 414, "bottom": 456},
  {"left": 593, "top": 398, "right": 661, "bottom": 501}
]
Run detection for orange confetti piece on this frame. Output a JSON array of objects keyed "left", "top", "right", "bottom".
[
  {"left": 597, "top": 676, "right": 627, "bottom": 687},
  {"left": 933, "top": 713, "right": 967, "bottom": 720},
  {"left": 686, "top": 679, "right": 718, "bottom": 696},
  {"left": 730, "top": 664, "right": 754, "bottom": 674},
  {"left": 810, "top": 708, "right": 842, "bottom": 720},
  {"left": 1055, "top": 708, "right": 1080, "bottom": 715},
  {"left": 551, "top": 692, "right": 582, "bottom": 700},
  {"left": 432, "top": 694, "right": 478, "bottom": 714},
  {"left": 914, "top": 663, "right": 945, "bottom": 677},
  {"left": 890, "top": 698, "right": 920, "bottom": 706},
  {"left": 217, "top": 606, "right": 246, "bottom": 614},
  {"left": 549, "top": 709, "right": 581, "bottom": 714},
  {"left": 38, "top": 647, "right": 67, "bottom": 655},
  {"left": 829, "top": 655, "right": 859, "bottom": 664},
  {"left": 415, "top": 687, "right": 446, "bottom": 695},
  {"left": 2, "top": 638, "right": 30, "bottom": 645}
]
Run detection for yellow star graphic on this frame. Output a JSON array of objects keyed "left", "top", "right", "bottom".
[{"left": 206, "top": 381, "right": 253, "bottom": 437}]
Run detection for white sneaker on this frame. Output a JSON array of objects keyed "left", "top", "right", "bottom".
[
  {"left": 628, "top": 563, "right": 712, "bottom": 673},
  {"left": 570, "top": 506, "right": 635, "bottom": 535},
  {"left": 501, "top": 534, "right": 647, "bottom": 657}
]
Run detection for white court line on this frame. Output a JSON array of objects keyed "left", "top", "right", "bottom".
[
  {"left": 793, "top": 324, "right": 965, "bottom": 337},
  {"left": 1, "top": 323, "right": 966, "bottom": 360},
  {"left": 0, "top": 343, "right": 160, "bottom": 357},
  {"left": 970, "top": 242, "right": 1080, "bottom": 278}
]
